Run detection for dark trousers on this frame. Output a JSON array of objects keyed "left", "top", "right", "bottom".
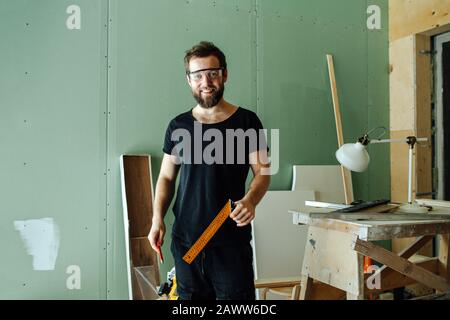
[{"left": 171, "top": 238, "right": 256, "bottom": 300}]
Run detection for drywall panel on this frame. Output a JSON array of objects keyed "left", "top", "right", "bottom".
[
  {"left": 256, "top": 0, "right": 389, "bottom": 203},
  {"left": 0, "top": 0, "right": 108, "bottom": 299},
  {"left": 106, "top": 0, "right": 256, "bottom": 298},
  {"left": 0, "top": 0, "right": 391, "bottom": 299},
  {"left": 367, "top": 0, "right": 390, "bottom": 201}
]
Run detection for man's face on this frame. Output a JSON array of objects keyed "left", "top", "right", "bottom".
[{"left": 187, "top": 56, "right": 227, "bottom": 109}]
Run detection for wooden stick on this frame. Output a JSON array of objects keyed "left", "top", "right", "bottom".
[{"left": 327, "top": 54, "right": 354, "bottom": 204}]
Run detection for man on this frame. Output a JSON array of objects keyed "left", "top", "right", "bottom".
[{"left": 148, "top": 41, "right": 270, "bottom": 300}]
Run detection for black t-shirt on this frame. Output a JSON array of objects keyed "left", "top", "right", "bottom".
[{"left": 163, "top": 107, "right": 267, "bottom": 247}]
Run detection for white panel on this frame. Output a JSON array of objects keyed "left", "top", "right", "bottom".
[
  {"left": 252, "top": 190, "right": 315, "bottom": 284},
  {"left": 292, "top": 165, "right": 349, "bottom": 204}
]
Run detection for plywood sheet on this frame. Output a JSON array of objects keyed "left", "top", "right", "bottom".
[
  {"left": 390, "top": 0, "right": 450, "bottom": 41},
  {"left": 390, "top": 130, "right": 414, "bottom": 203},
  {"left": 120, "top": 154, "right": 159, "bottom": 300},
  {"left": 121, "top": 155, "right": 154, "bottom": 237},
  {"left": 389, "top": 36, "right": 415, "bottom": 131},
  {"left": 302, "top": 226, "right": 363, "bottom": 295}
]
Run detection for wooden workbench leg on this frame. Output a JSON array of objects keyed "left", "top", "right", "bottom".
[
  {"left": 261, "top": 288, "right": 269, "bottom": 300},
  {"left": 346, "top": 253, "right": 364, "bottom": 300},
  {"left": 291, "top": 284, "right": 301, "bottom": 300},
  {"left": 438, "top": 234, "right": 450, "bottom": 292},
  {"left": 299, "top": 275, "right": 313, "bottom": 300}
]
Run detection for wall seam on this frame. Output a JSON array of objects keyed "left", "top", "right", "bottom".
[{"left": 105, "top": 0, "right": 111, "bottom": 300}]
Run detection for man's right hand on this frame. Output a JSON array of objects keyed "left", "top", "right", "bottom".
[{"left": 148, "top": 219, "right": 166, "bottom": 253}]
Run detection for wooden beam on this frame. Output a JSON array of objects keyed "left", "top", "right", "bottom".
[
  {"left": 365, "top": 257, "right": 439, "bottom": 294},
  {"left": 353, "top": 238, "right": 450, "bottom": 292},
  {"left": 438, "top": 234, "right": 450, "bottom": 281},
  {"left": 299, "top": 275, "right": 314, "bottom": 300},
  {"left": 415, "top": 34, "right": 433, "bottom": 200},
  {"left": 254, "top": 277, "right": 300, "bottom": 289},
  {"left": 368, "top": 235, "right": 433, "bottom": 283},
  {"left": 326, "top": 54, "right": 354, "bottom": 205}
]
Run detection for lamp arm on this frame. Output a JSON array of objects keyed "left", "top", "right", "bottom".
[{"left": 368, "top": 137, "right": 428, "bottom": 145}]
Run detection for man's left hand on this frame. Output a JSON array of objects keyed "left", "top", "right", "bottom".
[{"left": 230, "top": 198, "right": 255, "bottom": 227}]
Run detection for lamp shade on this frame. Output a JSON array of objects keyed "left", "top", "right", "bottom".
[{"left": 335, "top": 142, "right": 370, "bottom": 172}]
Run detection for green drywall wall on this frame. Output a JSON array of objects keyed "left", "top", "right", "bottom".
[
  {"left": 0, "top": 0, "right": 108, "bottom": 298},
  {"left": 106, "top": 0, "right": 257, "bottom": 299},
  {"left": 0, "top": 0, "right": 389, "bottom": 299}
]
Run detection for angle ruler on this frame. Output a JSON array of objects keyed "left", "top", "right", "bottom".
[{"left": 182, "top": 199, "right": 235, "bottom": 264}]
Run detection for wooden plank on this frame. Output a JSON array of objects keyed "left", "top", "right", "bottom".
[
  {"left": 257, "top": 277, "right": 347, "bottom": 300},
  {"left": 311, "top": 213, "right": 450, "bottom": 222},
  {"left": 309, "top": 281, "right": 346, "bottom": 300},
  {"left": 254, "top": 276, "right": 300, "bottom": 289},
  {"left": 122, "top": 155, "right": 154, "bottom": 237},
  {"left": 366, "top": 221, "right": 450, "bottom": 241},
  {"left": 416, "top": 199, "right": 450, "bottom": 208},
  {"left": 394, "top": 235, "right": 433, "bottom": 258},
  {"left": 120, "top": 154, "right": 158, "bottom": 300},
  {"left": 415, "top": 34, "right": 433, "bottom": 201},
  {"left": 389, "top": 36, "right": 415, "bottom": 132},
  {"left": 353, "top": 238, "right": 450, "bottom": 292},
  {"left": 291, "top": 209, "right": 450, "bottom": 241},
  {"left": 390, "top": 0, "right": 450, "bottom": 41},
  {"left": 299, "top": 275, "right": 313, "bottom": 300},
  {"left": 365, "top": 257, "right": 439, "bottom": 294},
  {"left": 369, "top": 235, "right": 433, "bottom": 282},
  {"left": 326, "top": 54, "right": 344, "bottom": 147},
  {"left": 291, "top": 285, "right": 301, "bottom": 300},
  {"left": 438, "top": 234, "right": 450, "bottom": 281},
  {"left": 130, "top": 238, "right": 158, "bottom": 268},
  {"left": 350, "top": 252, "right": 365, "bottom": 300},
  {"left": 326, "top": 54, "right": 354, "bottom": 205}
]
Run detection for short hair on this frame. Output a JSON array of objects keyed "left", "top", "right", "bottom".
[{"left": 184, "top": 41, "right": 227, "bottom": 73}]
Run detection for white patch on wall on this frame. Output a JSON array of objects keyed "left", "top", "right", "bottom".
[
  {"left": 367, "top": 4, "right": 381, "bottom": 30},
  {"left": 14, "top": 218, "right": 60, "bottom": 271},
  {"left": 66, "top": 5, "right": 81, "bottom": 30}
]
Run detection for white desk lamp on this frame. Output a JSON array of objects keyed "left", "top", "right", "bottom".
[{"left": 335, "top": 128, "right": 428, "bottom": 213}]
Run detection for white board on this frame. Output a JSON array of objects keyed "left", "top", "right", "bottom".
[
  {"left": 252, "top": 190, "right": 315, "bottom": 286},
  {"left": 291, "top": 165, "right": 350, "bottom": 203}
]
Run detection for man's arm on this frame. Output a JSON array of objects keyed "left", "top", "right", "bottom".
[
  {"left": 230, "top": 149, "right": 270, "bottom": 227},
  {"left": 148, "top": 153, "right": 180, "bottom": 252}
]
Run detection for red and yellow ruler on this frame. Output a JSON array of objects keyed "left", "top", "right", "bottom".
[{"left": 182, "top": 200, "right": 234, "bottom": 264}]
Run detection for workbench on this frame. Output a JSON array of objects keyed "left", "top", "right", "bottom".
[{"left": 290, "top": 201, "right": 450, "bottom": 300}]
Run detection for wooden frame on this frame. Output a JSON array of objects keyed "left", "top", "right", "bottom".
[{"left": 389, "top": 0, "right": 450, "bottom": 255}]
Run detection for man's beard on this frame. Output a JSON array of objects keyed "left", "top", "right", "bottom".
[{"left": 193, "top": 84, "right": 225, "bottom": 109}]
